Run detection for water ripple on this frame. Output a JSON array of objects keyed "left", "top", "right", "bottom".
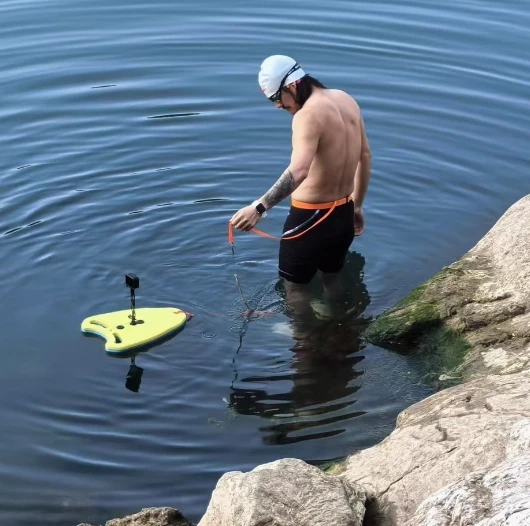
[{"left": 1, "top": 0, "right": 530, "bottom": 524}]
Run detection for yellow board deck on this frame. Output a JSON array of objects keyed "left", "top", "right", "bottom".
[{"left": 81, "top": 307, "right": 188, "bottom": 354}]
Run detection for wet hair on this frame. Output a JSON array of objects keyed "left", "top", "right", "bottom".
[{"left": 294, "top": 75, "right": 327, "bottom": 107}]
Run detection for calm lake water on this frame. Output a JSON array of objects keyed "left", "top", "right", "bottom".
[{"left": 1, "top": 0, "right": 529, "bottom": 524}]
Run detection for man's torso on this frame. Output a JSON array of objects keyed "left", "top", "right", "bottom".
[{"left": 292, "top": 89, "right": 362, "bottom": 203}]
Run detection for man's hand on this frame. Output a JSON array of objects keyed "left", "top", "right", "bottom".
[
  {"left": 230, "top": 204, "right": 262, "bottom": 231},
  {"left": 354, "top": 207, "right": 365, "bottom": 236}
]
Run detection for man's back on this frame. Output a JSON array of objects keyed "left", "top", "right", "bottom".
[
  {"left": 231, "top": 56, "right": 372, "bottom": 286},
  {"left": 292, "top": 88, "right": 362, "bottom": 203}
]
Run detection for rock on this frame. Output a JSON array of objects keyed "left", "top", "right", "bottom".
[
  {"left": 198, "top": 458, "right": 367, "bottom": 526},
  {"left": 404, "top": 452, "right": 530, "bottom": 525},
  {"left": 339, "top": 369, "right": 530, "bottom": 525},
  {"left": 77, "top": 507, "right": 194, "bottom": 526},
  {"left": 106, "top": 508, "right": 192, "bottom": 526},
  {"left": 506, "top": 419, "right": 530, "bottom": 459},
  {"left": 363, "top": 194, "right": 530, "bottom": 382}
]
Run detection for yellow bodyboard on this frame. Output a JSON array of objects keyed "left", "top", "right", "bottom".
[{"left": 81, "top": 307, "right": 188, "bottom": 354}]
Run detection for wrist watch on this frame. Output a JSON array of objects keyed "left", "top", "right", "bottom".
[{"left": 255, "top": 202, "right": 267, "bottom": 218}]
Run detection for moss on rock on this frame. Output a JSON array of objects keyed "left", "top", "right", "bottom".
[
  {"left": 410, "top": 325, "right": 472, "bottom": 388},
  {"left": 320, "top": 459, "right": 347, "bottom": 475},
  {"left": 363, "top": 284, "right": 441, "bottom": 346},
  {"left": 362, "top": 266, "right": 471, "bottom": 348},
  {"left": 362, "top": 267, "right": 475, "bottom": 386}
]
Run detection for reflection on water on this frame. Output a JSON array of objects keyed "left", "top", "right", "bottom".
[
  {"left": 83, "top": 314, "right": 187, "bottom": 393},
  {"left": 229, "top": 251, "right": 372, "bottom": 446},
  {"left": 125, "top": 357, "right": 144, "bottom": 393}
]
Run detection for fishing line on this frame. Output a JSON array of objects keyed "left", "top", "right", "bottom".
[{"left": 230, "top": 237, "right": 254, "bottom": 315}]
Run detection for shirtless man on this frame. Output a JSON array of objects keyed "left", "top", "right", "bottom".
[{"left": 230, "top": 55, "right": 371, "bottom": 318}]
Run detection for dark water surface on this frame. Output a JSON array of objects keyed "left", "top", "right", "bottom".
[{"left": 1, "top": 0, "right": 529, "bottom": 524}]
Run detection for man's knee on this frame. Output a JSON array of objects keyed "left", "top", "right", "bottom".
[
  {"left": 283, "top": 278, "right": 310, "bottom": 294},
  {"left": 279, "top": 267, "right": 315, "bottom": 285},
  {"left": 320, "top": 270, "right": 340, "bottom": 285}
]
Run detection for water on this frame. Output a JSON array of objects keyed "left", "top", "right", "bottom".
[{"left": 1, "top": 0, "right": 529, "bottom": 524}]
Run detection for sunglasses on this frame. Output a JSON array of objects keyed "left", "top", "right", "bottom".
[{"left": 268, "top": 63, "right": 301, "bottom": 103}]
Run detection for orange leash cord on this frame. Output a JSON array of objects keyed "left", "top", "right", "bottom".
[{"left": 228, "top": 202, "right": 337, "bottom": 247}]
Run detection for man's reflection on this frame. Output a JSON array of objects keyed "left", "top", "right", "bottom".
[{"left": 229, "top": 251, "right": 371, "bottom": 445}]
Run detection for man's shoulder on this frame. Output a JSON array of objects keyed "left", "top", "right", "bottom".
[
  {"left": 296, "top": 94, "right": 328, "bottom": 119},
  {"left": 293, "top": 104, "right": 315, "bottom": 122},
  {"left": 292, "top": 105, "right": 323, "bottom": 133},
  {"left": 328, "top": 88, "right": 359, "bottom": 107}
]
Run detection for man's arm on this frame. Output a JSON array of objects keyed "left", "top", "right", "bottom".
[
  {"left": 229, "top": 111, "right": 319, "bottom": 232},
  {"left": 352, "top": 115, "right": 371, "bottom": 208},
  {"left": 259, "top": 112, "right": 319, "bottom": 210}
]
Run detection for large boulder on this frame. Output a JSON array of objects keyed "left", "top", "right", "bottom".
[
  {"left": 364, "top": 194, "right": 530, "bottom": 384},
  {"left": 338, "top": 368, "right": 530, "bottom": 525},
  {"left": 198, "top": 458, "right": 367, "bottom": 526},
  {"left": 337, "top": 195, "right": 530, "bottom": 525},
  {"left": 405, "top": 449, "right": 530, "bottom": 525}
]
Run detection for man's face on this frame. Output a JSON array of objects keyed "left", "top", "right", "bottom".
[{"left": 274, "top": 84, "right": 299, "bottom": 115}]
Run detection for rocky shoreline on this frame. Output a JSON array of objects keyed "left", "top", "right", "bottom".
[{"left": 79, "top": 194, "right": 530, "bottom": 526}]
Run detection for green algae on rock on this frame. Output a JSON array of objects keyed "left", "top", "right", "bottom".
[{"left": 362, "top": 262, "right": 488, "bottom": 384}]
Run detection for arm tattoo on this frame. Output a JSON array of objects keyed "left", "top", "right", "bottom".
[{"left": 262, "top": 169, "right": 295, "bottom": 209}]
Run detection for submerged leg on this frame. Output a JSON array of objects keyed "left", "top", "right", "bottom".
[
  {"left": 283, "top": 279, "right": 316, "bottom": 323},
  {"left": 279, "top": 279, "right": 321, "bottom": 344},
  {"left": 320, "top": 271, "right": 346, "bottom": 319}
]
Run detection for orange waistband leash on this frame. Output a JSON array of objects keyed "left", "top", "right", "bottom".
[
  {"left": 228, "top": 195, "right": 352, "bottom": 247},
  {"left": 290, "top": 195, "right": 351, "bottom": 210}
]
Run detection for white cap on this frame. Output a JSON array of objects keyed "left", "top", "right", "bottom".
[{"left": 258, "top": 55, "right": 306, "bottom": 98}]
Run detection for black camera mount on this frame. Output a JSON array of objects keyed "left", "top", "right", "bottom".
[{"left": 125, "top": 273, "right": 140, "bottom": 325}]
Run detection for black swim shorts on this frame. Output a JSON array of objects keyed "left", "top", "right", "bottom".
[{"left": 278, "top": 198, "right": 355, "bottom": 284}]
